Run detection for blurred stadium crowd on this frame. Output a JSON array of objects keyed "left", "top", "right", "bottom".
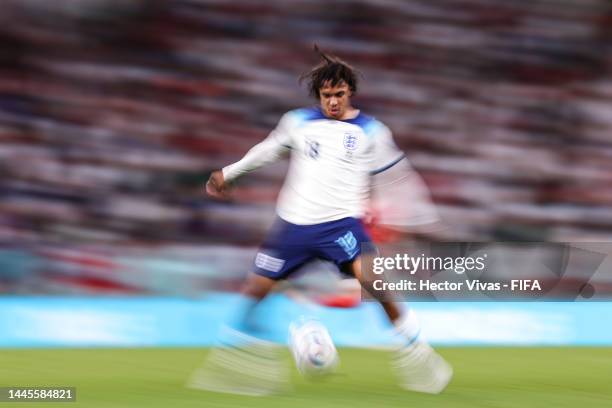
[{"left": 1, "top": 0, "right": 611, "bottom": 294}]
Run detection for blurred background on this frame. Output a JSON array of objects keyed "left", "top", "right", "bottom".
[{"left": 0, "top": 0, "right": 611, "bottom": 347}]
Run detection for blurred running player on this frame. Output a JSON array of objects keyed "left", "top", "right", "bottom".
[{"left": 194, "top": 45, "right": 451, "bottom": 395}]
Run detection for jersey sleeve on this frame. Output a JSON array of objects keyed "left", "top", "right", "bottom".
[
  {"left": 369, "top": 122, "right": 406, "bottom": 175},
  {"left": 369, "top": 122, "right": 440, "bottom": 229},
  {"left": 222, "top": 112, "right": 294, "bottom": 182}
]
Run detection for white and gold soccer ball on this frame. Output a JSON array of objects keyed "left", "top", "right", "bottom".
[{"left": 289, "top": 319, "right": 339, "bottom": 378}]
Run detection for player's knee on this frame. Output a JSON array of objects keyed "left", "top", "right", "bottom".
[
  {"left": 240, "top": 283, "right": 267, "bottom": 300},
  {"left": 358, "top": 278, "right": 394, "bottom": 303},
  {"left": 240, "top": 274, "right": 275, "bottom": 300}
]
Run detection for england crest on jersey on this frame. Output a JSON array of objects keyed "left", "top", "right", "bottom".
[{"left": 343, "top": 132, "right": 358, "bottom": 151}]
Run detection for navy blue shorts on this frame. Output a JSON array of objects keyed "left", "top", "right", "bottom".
[{"left": 253, "top": 217, "right": 373, "bottom": 280}]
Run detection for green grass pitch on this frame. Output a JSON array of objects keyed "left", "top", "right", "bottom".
[{"left": 0, "top": 348, "right": 611, "bottom": 407}]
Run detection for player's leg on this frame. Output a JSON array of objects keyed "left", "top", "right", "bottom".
[
  {"left": 227, "top": 216, "right": 316, "bottom": 334},
  {"left": 316, "top": 217, "right": 403, "bottom": 325},
  {"left": 188, "top": 272, "right": 288, "bottom": 396},
  {"left": 241, "top": 271, "right": 277, "bottom": 299},
  {"left": 190, "top": 219, "right": 314, "bottom": 395},
  {"left": 340, "top": 257, "right": 401, "bottom": 320},
  {"left": 228, "top": 272, "right": 277, "bottom": 334},
  {"left": 343, "top": 256, "right": 452, "bottom": 394},
  {"left": 339, "top": 257, "right": 420, "bottom": 341}
]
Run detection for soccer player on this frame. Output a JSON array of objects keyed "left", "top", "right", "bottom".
[{"left": 199, "top": 46, "right": 452, "bottom": 395}]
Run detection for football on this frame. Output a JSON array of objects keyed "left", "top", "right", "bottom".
[{"left": 289, "top": 319, "right": 339, "bottom": 378}]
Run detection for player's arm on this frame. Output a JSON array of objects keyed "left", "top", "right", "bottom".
[
  {"left": 205, "top": 113, "right": 294, "bottom": 198},
  {"left": 369, "top": 123, "right": 440, "bottom": 232}
]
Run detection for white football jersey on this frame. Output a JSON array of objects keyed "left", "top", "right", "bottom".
[{"left": 223, "top": 107, "right": 434, "bottom": 226}]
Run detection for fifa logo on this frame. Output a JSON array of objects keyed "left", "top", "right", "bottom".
[{"left": 343, "top": 133, "right": 358, "bottom": 151}]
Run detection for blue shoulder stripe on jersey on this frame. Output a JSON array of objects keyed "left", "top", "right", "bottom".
[
  {"left": 370, "top": 154, "right": 406, "bottom": 175},
  {"left": 359, "top": 118, "right": 385, "bottom": 137},
  {"left": 344, "top": 112, "right": 378, "bottom": 134},
  {"left": 289, "top": 107, "right": 381, "bottom": 135},
  {"left": 289, "top": 107, "right": 327, "bottom": 125},
  {"left": 344, "top": 110, "right": 384, "bottom": 138}
]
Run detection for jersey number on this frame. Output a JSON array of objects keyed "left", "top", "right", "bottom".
[{"left": 305, "top": 140, "right": 320, "bottom": 159}]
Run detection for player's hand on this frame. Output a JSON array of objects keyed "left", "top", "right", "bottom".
[{"left": 205, "top": 170, "right": 230, "bottom": 199}]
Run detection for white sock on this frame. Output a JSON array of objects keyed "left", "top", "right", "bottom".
[{"left": 394, "top": 308, "right": 421, "bottom": 346}]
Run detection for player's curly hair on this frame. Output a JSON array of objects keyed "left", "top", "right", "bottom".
[{"left": 299, "top": 44, "right": 360, "bottom": 99}]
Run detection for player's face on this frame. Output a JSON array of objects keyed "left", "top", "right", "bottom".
[{"left": 319, "top": 81, "right": 352, "bottom": 120}]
